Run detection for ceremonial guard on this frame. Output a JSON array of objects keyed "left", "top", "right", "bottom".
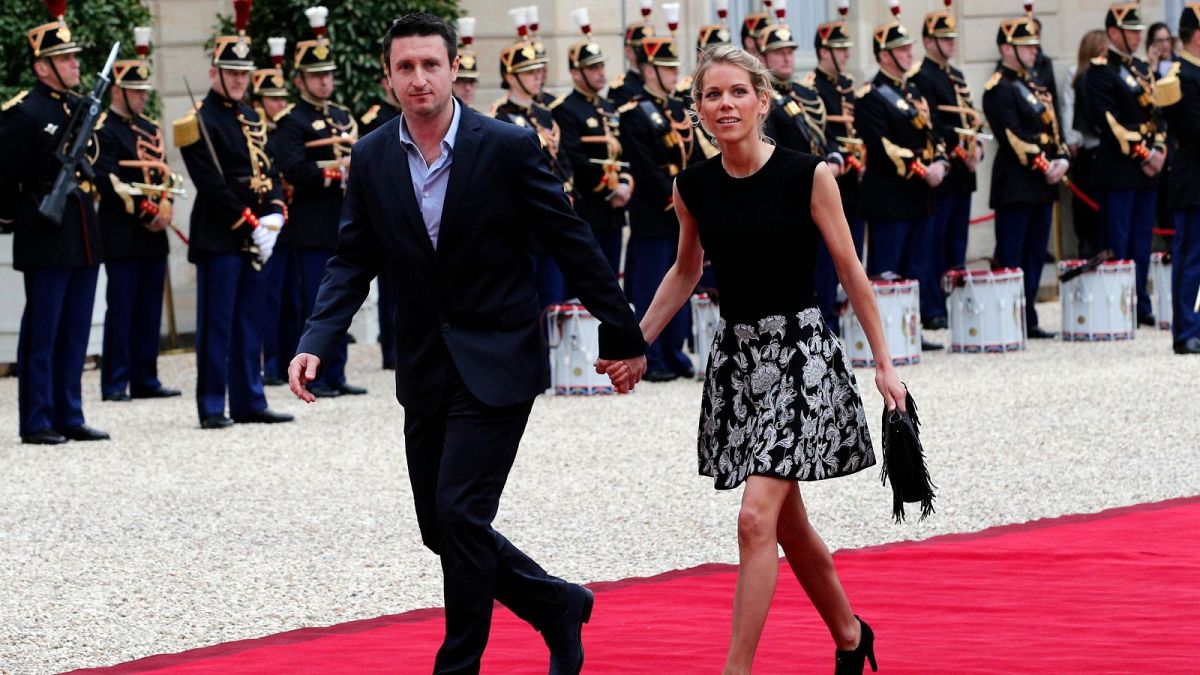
[
  {"left": 272, "top": 7, "right": 366, "bottom": 398},
  {"left": 95, "top": 27, "right": 181, "bottom": 402},
  {"left": 758, "top": 18, "right": 830, "bottom": 160},
  {"left": 1083, "top": 2, "right": 1165, "bottom": 325},
  {"left": 174, "top": 1, "right": 292, "bottom": 428},
  {"left": 856, "top": 1, "right": 946, "bottom": 350},
  {"left": 451, "top": 16, "right": 480, "bottom": 109},
  {"left": 910, "top": 2, "right": 982, "bottom": 330},
  {"left": 492, "top": 7, "right": 574, "bottom": 308},
  {"left": 1161, "top": 4, "right": 1200, "bottom": 354},
  {"left": 609, "top": 0, "right": 655, "bottom": 107},
  {"left": 1, "top": 3, "right": 109, "bottom": 444},
  {"left": 809, "top": 3, "right": 866, "bottom": 332},
  {"left": 551, "top": 9, "right": 632, "bottom": 275},
  {"left": 740, "top": 9, "right": 770, "bottom": 58},
  {"left": 252, "top": 38, "right": 298, "bottom": 386},
  {"left": 983, "top": 12, "right": 1069, "bottom": 340},
  {"left": 619, "top": 34, "right": 699, "bottom": 381}
]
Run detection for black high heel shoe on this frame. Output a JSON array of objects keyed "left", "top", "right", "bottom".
[{"left": 834, "top": 616, "right": 877, "bottom": 674}]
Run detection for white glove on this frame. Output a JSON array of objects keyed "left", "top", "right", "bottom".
[
  {"left": 258, "top": 213, "right": 285, "bottom": 232},
  {"left": 251, "top": 221, "right": 277, "bottom": 263},
  {"left": 1044, "top": 158, "right": 1069, "bottom": 185}
]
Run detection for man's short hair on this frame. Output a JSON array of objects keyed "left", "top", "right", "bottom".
[
  {"left": 381, "top": 13, "right": 457, "bottom": 68},
  {"left": 1181, "top": 24, "right": 1197, "bottom": 44}
]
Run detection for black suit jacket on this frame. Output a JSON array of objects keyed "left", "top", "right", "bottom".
[
  {"left": 1163, "top": 55, "right": 1200, "bottom": 211},
  {"left": 296, "top": 102, "right": 645, "bottom": 413}
]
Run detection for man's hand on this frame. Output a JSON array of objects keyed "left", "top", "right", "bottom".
[
  {"left": 594, "top": 355, "right": 647, "bottom": 394},
  {"left": 1044, "top": 158, "right": 1069, "bottom": 185},
  {"left": 610, "top": 182, "right": 632, "bottom": 208},
  {"left": 923, "top": 160, "right": 947, "bottom": 188},
  {"left": 289, "top": 352, "right": 322, "bottom": 403},
  {"left": 1142, "top": 148, "right": 1165, "bottom": 177}
]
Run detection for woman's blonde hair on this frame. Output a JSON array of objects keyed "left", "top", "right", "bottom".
[{"left": 689, "top": 44, "right": 777, "bottom": 139}]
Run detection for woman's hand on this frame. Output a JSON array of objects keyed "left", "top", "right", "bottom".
[{"left": 875, "top": 364, "right": 907, "bottom": 413}]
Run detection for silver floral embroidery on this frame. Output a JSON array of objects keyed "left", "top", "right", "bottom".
[{"left": 698, "top": 308, "right": 875, "bottom": 489}]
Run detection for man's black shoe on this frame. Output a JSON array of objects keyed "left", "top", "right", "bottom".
[
  {"left": 308, "top": 384, "right": 343, "bottom": 398},
  {"left": 1138, "top": 314, "right": 1156, "bottom": 327},
  {"left": 132, "top": 387, "right": 181, "bottom": 399},
  {"left": 1174, "top": 337, "right": 1200, "bottom": 354},
  {"left": 58, "top": 425, "right": 110, "bottom": 441},
  {"left": 541, "top": 584, "right": 594, "bottom": 675},
  {"left": 674, "top": 367, "right": 696, "bottom": 379},
  {"left": 1028, "top": 326, "right": 1057, "bottom": 339},
  {"left": 381, "top": 362, "right": 395, "bottom": 371},
  {"left": 262, "top": 375, "right": 287, "bottom": 387},
  {"left": 337, "top": 383, "right": 368, "bottom": 395},
  {"left": 233, "top": 409, "right": 295, "bottom": 424},
  {"left": 920, "top": 339, "right": 944, "bottom": 352},
  {"left": 923, "top": 315, "right": 948, "bottom": 330},
  {"left": 102, "top": 391, "right": 132, "bottom": 402},
  {"left": 643, "top": 370, "right": 679, "bottom": 383},
  {"left": 21, "top": 429, "right": 67, "bottom": 445},
  {"left": 201, "top": 415, "right": 234, "bottom": 429}
]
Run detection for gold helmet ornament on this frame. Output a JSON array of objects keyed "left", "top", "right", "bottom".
[
  {"left": 294, "top": 6, "right": 335, "bottom": 73},
  {"left": 874, "top": 0, "right": 915, "bottom": 57},
  {"left": 568, "top": 8, "right": 608, "bottom": 70},
  {"left": 696, "top": 0, "right": 732, "bottom": 52},
  {"left": 27, "top": 0, "right": 81, "bottom": 60},
  {"left": 213, "top": 0, "right": 255, "bottom": 71},
  {"left": 625, "top": 0, "right": 656, "bottom": 47},
  {"left": 113, "top": 26, "right": 155, "bottom": 90},
  {"left": 924, "top": 0, "right": 959, "bottom": 39}
]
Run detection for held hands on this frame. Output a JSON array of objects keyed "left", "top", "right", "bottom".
[
  {"left": 288, "top": 352, "right": 323, "bottom": 403},
  {"left": 875, "top": 364, "right": 908, "bottom": 413},
  {"left": 594, "top": 355, "right": 647, "bottom": 394}
]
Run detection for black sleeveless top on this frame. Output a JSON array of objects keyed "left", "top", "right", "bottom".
[{"left": 676, "top": 147, "right": 822, "bottom": 324}]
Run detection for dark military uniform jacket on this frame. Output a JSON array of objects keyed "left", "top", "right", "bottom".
[
  {"left": 608, "top": 69, "right": 647, "bottom": 108},
  {"left": 491, "top": 97, "right": 574, "bottom": 197},
  {"left": 94, "top": 109, "right": 170, "bottom": 259},
  {"left": 0, "top": 82, "right": 102, "bottom": 270},
  {"left": 766, "top": 80, "right": 828, "bottom": 157},
  {"left": 911, "top": 56, "right": 978, "bottom": 197},
  {"left": 360, "top": 101, "right": 400, "bottom": 137},
  {"left": 809, "top": 67, "right": 862, "bottom": 216},
  {"left": 273, "top": 95, "right": 357, "bottom": 251},
  {"left": 855, "top": 71, "right": 945, "bottom": 221},
  {"left": 1162, "top": 52, "right": 1200, "bottom": 211},
  {"left": 176, "top": 89, "right": 285, "bottom": 263},
  {"left": 618, "top": 90, "right": 700, "bottom": 239},
  {"left": 551, "top": 87, "right": 630, "bottom": 237},
  {"left": 983, "top": 65, "right": 1068, "bottom": 208},
  {"left": 1083, "top": 48, "right": 1165, "bottom": 191}
]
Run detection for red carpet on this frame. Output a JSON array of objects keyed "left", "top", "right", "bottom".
[{"left": 79, "top": 497, "right": 1200, "bottom": 674}]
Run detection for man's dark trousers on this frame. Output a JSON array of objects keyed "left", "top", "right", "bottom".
[
  {"left": 101, "top": 256, "right": 167, "bottom": 397},
  {"left": 194, "top": 252, "right": 269, "bottom": 420},
  {"left": 1103, "top": 188, "right": 1157, "bottom": 319}
]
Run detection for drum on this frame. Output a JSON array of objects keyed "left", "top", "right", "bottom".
[
  {"left": 1150, "top": 252, "right": 1172, "bottom": 331},
  {"left": 1058, "top": 259, "right": 1137, "bottom": 341},
  {"left": 545, "top": 304, "right": 614, "bottom": 395},
  {"left": 943, "top": 268, "right": 1026, "bottom": 353},
  {"left": 690, "top": 293, "right": 720, "bottom": 380},
  {"left": 840, "top": 279, "right": 922, "bottom": 368}
]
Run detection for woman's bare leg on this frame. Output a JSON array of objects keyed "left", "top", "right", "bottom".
[
  {"left": 722, "top": 476, "right": 792, "bottom": 675},
  {"left": 775, "top": 484, "right": 860, "bottom": 650}
]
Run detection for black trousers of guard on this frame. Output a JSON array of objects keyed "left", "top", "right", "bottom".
[{"left": 404, "top": 361, "right": 567, "bottom": 674}]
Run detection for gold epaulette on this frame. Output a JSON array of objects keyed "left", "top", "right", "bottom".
[
  {"left": 272, "top": 103, "right": 295, "bottom": 123},
  {"left": 2, "top": 89, "right": 28, "bottom": 112},
  {"left": 801, "top": 71, "right": 817, "bottom": 87},
  {"left": 1154, "top": 61, "right": 1183, "bottom": 107},
  {"left": 173, "top": 112, "right": 199, "bottom": 148},
  {"left": 1091, "top": 55, "right": 1108, "bottom": 66},
  {"left": 675, "top": 74, "right": 693, "bottom": 95},
  {"left": 548, "top": 92, "right": 570, "bottom": 110},
  {"left": 617, "top": 99, "right": 639, "bottom": 114},
  {"left": 985, "top": 71, "right": 1003, "bottom": 92},
  {"left": 609, "top": 72, "right": 626, "bottom": 90},
  {"left": 855, "top": 84, "right": 872, "bottom": 98},
  {"left": 360, "top": 104, "right": 380, "bottom": 126}
]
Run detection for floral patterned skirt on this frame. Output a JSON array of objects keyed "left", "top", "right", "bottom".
[{"left": 698, "top": 308, "right": 876, "bottom": 490}]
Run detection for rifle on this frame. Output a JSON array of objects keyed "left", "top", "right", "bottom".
[{"left": 38, "top": 42, "right": 120, "bottom": 226}]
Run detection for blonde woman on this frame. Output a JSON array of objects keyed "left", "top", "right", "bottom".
[{"left": 602, "top": 45, "right": 903, "bottom": 674}]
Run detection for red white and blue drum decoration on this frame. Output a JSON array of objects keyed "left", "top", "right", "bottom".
[
  {"left": 943, "top": 268, "right": 1026, "bottom": 353},
  {"left": 545, "top": 304, "right": 614, "bottom": 396},
  {"left": 1150, "top": 252, "right": 1172, "bottom": 331},
  {"left": 840, "top": 279, "right": 922, "bottom": 368},
  {"left": 1059, "top": 259, "right": 1137, "bottom": 341},
  {"left": 690, "top": 292, "right": 720, "bottom": 380}
]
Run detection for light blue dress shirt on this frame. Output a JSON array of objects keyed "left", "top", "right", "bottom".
[{"left": 397, "top": 98, "right": 462, "bottom": 249}]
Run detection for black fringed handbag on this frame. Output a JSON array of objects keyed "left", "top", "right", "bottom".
[{"left": 880, "top": 389, "right": 936, "bottom": 523}]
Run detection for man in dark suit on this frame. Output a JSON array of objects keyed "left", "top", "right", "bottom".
[{"left": 289, "top": 14, "right": 646, "bottom": 674}]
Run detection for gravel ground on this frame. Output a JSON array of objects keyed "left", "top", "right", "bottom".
[{"left": 0, "top": 301, "right": 1197, "bottom": 673}]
